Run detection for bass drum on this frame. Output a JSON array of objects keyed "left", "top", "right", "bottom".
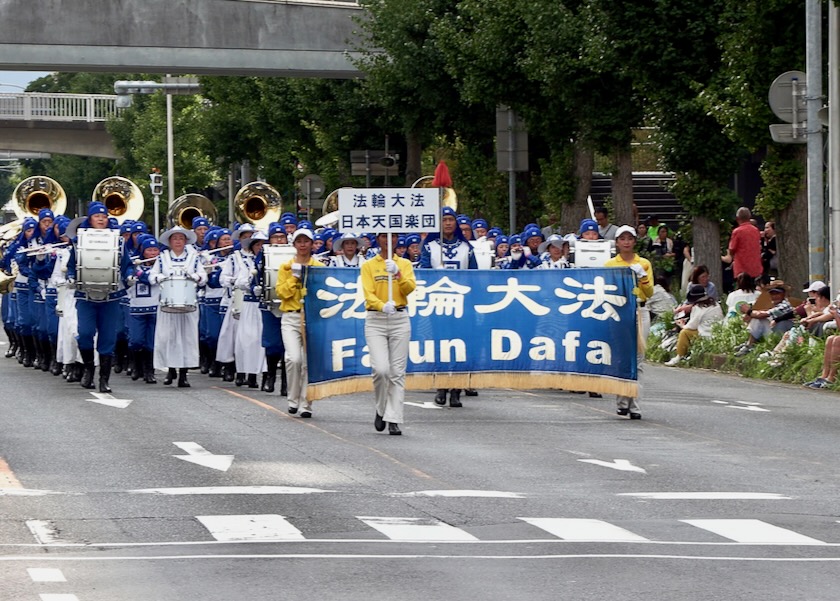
[
  {"left": 159, "top": 275, "right": 198, "bottom": 313},
  {"left": 262, "top": 244, "right": 296, "bottom": 317},
  {"left": 76, "top": 228, "right": 121, "bottom": 301}
]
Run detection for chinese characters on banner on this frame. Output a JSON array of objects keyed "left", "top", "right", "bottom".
[
  {"left": 304, "top": 267, "right": 640, "bottom": 400},
  {"left": 337, "top": 188, "right": 441, "bottom": 233}
]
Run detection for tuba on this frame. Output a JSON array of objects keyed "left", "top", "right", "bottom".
[
  {"left": 91, "top": 176, "right": 144, "bottom": 224},
  {"left": 233, "top": 181, "right": 283, "bottom": 231},
  {"left": 411, "top": 175, "right": 457, "bottom": 210},
  {"left": 167, "top": 193, "right": 217, "bottom": 229},
  {"left": 314, "top": 188, "right": 344, "bottom": 228},
  {"left": 0, "top": 176, "right": 67, "bottom": 243}
]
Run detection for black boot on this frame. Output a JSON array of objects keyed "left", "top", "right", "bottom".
[
  {"left": 222, "top": 362, "right": 235, "bottom": 382},
  {"left": 113, "top": 339, "right": 127, "bottom": 374},
  {"left": 16, "top": 333, "right": 25, "bottom": 363},
  {"left": 177, "top": 368, "right": 190, "bottom": 388},
  {"left": 98, "top": 354, "right": 113, "bottom": 393},
  {"left": 67, "top": 361, "right": 83, "bottom": 383},
  {"left": 163, "top": 367, "right": 177, "bottom": 385},
  {"left": 22, "top": 335, "right": 34, "bottom": 368},
  {"left": 434, "top": 389, "right": 448, "bottom": 406},
  {"left": 199, "top": 343, "right": 210, "bottom": 374},
  {"left": 262, "top": 355, "right": 279, "bottom": 393},
  {"left": 449, "top": 389, "right": 463, "bottom": 408},
  {"left": 131, "top": 349, "right": 143, "bottom": 381},
  {"left": 208, "top": 360, "right": 222, "bottom": 378},
  {"left": 4, "top": 327, "right": 16, "bottom": 358},
  {"left": 247, "top": 373, "right": 258, "bottom": 389},
  {"left": 80, "top": 348, "right": 96, "bottom": 390},
  {"left": 40, "top": 339, "right": 52, "bottom": 372},
  {"left": 49, "top": 343, "right": 61, "bottom": 375},
  {"left": 235, "top": 372, "right": 246, "bottom": 387},
  {"left": 143, "top": 350, "right": 157, "bottom": 384},
  {"left": 279, "top": 358, "right": 288, "bottom": 396},
  {"left": 35, "top": 337, "right": 47, "bottom": 370}
]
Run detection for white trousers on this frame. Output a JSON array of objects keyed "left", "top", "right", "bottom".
[
  {"left": 617, "top": 307, "right": 650, "bottom": 413},
  {"left": 281, "top": 312, "right": 310, "bottom": 411},
  {"left": 364, "top": 311, "right": 411, "bottom": 424}
]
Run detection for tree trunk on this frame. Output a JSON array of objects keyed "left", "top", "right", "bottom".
[
  {"left": 611, "top": 145, "right": 634, "bottom": 227},
  {"left": 561, "top": 143, "right": 593, "bottom": 233},
  {"left": 692, "top": 215, "right": 722, "bottom": 293},
  {"left": 404, "top": 130, "right": 423, "bottom": 186},
  {"left": 776, "top": 147, "right": 809, "bottom": 292}
]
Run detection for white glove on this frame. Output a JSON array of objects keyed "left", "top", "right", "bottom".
[
  {"left": 190, "top": 272, "right": 202, "bottom": 283},
  {"left": 291, "top": 263, "right": 303, "bottom": 279},
  {"left": 382, "top": 301, "right": 397, "bottom": 315},
  {"left": 149, "top": 273, "right": 165, "bottom": 285},
  {"left": 384, "top": 259, "right": 399, "bottom": 275},
  {"left": 253, "top": 284, "right": 263, "bottom": 296},
  {"left": 630, "top": 263, "right": 648, "bottom": 279},
  {"left": 511, "top": 250, "right": 523, "bottom": 261},
  {"left": 125, "top": 276, "right": 136, "bottom": 286},
  {"left": 523, "top": 247, "right": 532, "bottom": 257}
]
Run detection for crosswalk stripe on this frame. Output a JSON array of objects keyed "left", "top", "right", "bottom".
[
  {"left": 357, "top": 516, "right": 478, "bottom": 541},
  {"left": 519, "top": 518, "right": 650, "bottom": 542},
  {"left": 682, "top": 519, "right": 827, "bottom": 545},
  {"left": 196, "top": 515, "right": 305, "bottom": 542},
  {"left": 27, "top": 568, "right": 66, "bottom": 582}
]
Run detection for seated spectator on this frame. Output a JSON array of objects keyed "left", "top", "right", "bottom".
[
  {"left": 795, "top": 280, "right": 828, "bottom": 319},
  {"left": 762, "top": 286, "right": 833, "bottom": 366},
  {"left": 734, "top": 280, "right": 795, "bottom": 356},
  {"left": 674, "top": 265, "right": 719, "bottom": 316},
  {"left": 647, "top": 275, "right": 677, "bottom": 322},
  {"left": 804, "top": 300, "right": 840, "bottom": 389},
  {"left": 665, "top": 284, "right": 724, "bottom": 365},
  {"left": 725, "top": 272, "right": 761, "bottom": 318}
]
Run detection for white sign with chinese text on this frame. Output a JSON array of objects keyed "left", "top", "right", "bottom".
[{"left": 337, "top": 188, "right": 441, "bottom": 233}]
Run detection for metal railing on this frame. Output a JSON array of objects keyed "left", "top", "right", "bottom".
[{"left": 0, "top": 92, "right": 119, "bottom": 122}]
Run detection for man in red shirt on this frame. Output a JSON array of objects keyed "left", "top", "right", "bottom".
[{"left": 723, "top": 207, "right": 763, "bottom": 279}]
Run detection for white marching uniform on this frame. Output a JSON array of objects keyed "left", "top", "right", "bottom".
[
  {"left": 215, "top": 251, "right": 243, "bottom": 364},
  {"left": 233, "top": 251, "right": 266, "bottom": 375},
  {"left": 150, "top": 247, "right": 206, "bottom": 369},
  {"left": 327, "top": 253, "right": 364, "bottom": 268},
  {"left": 50, "top": 247, "right": 80, "bottom": 365}
]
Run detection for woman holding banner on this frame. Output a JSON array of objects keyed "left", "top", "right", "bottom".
[{"left": 362, "top": 231, "right": 417, "bottom": 436}]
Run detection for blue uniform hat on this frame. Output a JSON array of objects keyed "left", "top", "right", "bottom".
[
  {"left": 313, "top": 232, "right": 327, "bottom": 243},
  {"left": 131, "top": 222, "right": 148, "bottom": 234},
  {"left": 268, "top": 223, "right": 285, "bottom": 237},
  {"left": 22, "top": 217, "right": 37, "bottom": 231},
  {"left": 522, "top": 227, "right": 543, "bottom": 242},
  {"left": 456, "top": 214, "right": 472, "bottom": 227},
  {"left": 217, "top": 228, "right": 232, "bottom": 238},
  {"left": 204, "top": 229, "right": 221, "bottom": 245},
  {"left": 108, "top": 217, "right": 119, "bottom": 229},
  {"left": 280, "top": 212, "right": 297, "bottom": 221},
  {"left": 441, "top": 206, "right": 457, "bottom": 219},
  {"left": 192, "top": 217, "right": 210, "bottom": 229},
  {"left": 578, "top": 218, "right": 600, "bottom": 237},
  {"left": 119, "top": 221, "right": 134, "bottom": 234},
  {"left": 471, "top": 218, "right": 488, "bottom": 231},
  {"left": 280, "top": 215, "right": 297, "bottom": 227},
  {"left": 38, "top": 208, "right": 55, "bottom": 222},
  {"left": 87, "top": 202, "right": 108, "bottom": 218},
  {"left": 508, "top": 234, "right": 522, "bottom": 246},
  {"left": 298, "top": 220, "right": 314, "bottom": 230},
  {"left": 397, "top": 236, "right": 406, "bottom": 247},
  {"left": 404, "top": 234, "right": 421, "bottom": 246},
  {"left": 487, "top": 227, "right": 503, "bottom": 239},
  {"left": 496, "top": 235, "right": 509, "bottom": 246},
  {"left": 139, "top": 237, "right": 160, "bottom": 252}
]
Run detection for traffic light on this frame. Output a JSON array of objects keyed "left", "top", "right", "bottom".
[{"left": 149, "top": 170, "right": 163, "bottom": 196}]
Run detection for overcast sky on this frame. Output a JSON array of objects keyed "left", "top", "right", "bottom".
[{"left": 0, "top": 71, "right": 52, "bottom": 90}]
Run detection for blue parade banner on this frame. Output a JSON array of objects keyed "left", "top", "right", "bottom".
[{"left": 304, "top": 267, "right": 639, "bottom": 400}]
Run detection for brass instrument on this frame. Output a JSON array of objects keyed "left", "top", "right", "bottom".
[
  {"left": 22, "top": 242, "right": 69, "bottom": 256},
  {"left": 0, "top": 176, "right": 67, "bottom": 242},
  {"left": 314, "top": 188, "right": 345, "bottom": 228},
  {"left": 167, "top": 193, "right": 217, "bottom": 229},
  {"left": 411, "top": 175, "right": 458, "bottom": 210},
  {"left": 233, "top": 181, "right": 283, "bottom": 231},
  {"left": 91, "top": 176, "right": 144, "bottom": 224}
]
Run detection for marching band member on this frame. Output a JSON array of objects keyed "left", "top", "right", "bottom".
[
  {"left": 216, "top": 224, "right": 254, "bottom": 384},
  {"left": 31, "top": 209, "right": 59, "bottom": 372},
  {"left": 328, "top": 233, "right": 365, "bottom": 268},
  {"left": 43, "top": 216, "right": 71, "bottom": 376},
  {"left": 536, "top": 234, "right": 571, "bottom": 269},
  {"left": 50, "top": 220, "right": 79, "bottom": 381},
  {"left": 125, "top": 235, "right": 161, "bottom": 384},
  {"left": 149, "top": 226, "right": 207, "bottom": 388},
  {"left": 233, "top": 231, "right": 267, "bottom": 389},
  {"left": 275, "top": 228, "right": 322, "bottom": 418},
  {"left": 259, "top": 223, "right": 288, "bottom": 394},
  {"left": 66, "top": 202, "right": 126, "bottom": 392},
  {"left": 493, "top": 235, "right": 510, "bottom": 268},
  {"left": 203, "top": 228, "right": 234, "bottom": 378},
  {"left": 403, "top": 233, "right": 422, "bottom": 267},
  {"left": 192, "top": 216, "right": 210, "bottom": 248},
  {"left": 13, "top": 218, "right": 42, "bottom": 368},
  {"left": 362, "top": 231, "right": 417, "bottom": 436},
  {"left": 471, "top": 219, "right": 489, "bottom": 240}
]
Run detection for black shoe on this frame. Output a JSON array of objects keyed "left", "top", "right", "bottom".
[
  {"left": 434, "top": 389, "right": 447, "bottom": 406},
  {"left": 449, "top": 389, "right": 463, "bottom": 408},
  {"left": 589, "top": 392, "right": 603, "bottom": 398},
  {"left": 464, "top": 389, "right": 478, "bottom": 396},
  {"left": 375, "top": 412, "right": 386, "bottom": 432},
  {"left": 208, "top": 360, "right": 222, "bottom": 378},
  {"left": 222, "top": 363, "right": 235, "bottom": 382},
  {"left": 98, "top": 354, "right": 113, "bottom": 393},
  {"left": 629, "top": 412, "right": 642, "bottom": 420},
  {"left": 67, "top": 362, "right": 82, "bottom": 383},
  {"left": 131, "top": 350, "right": 143, "bottom": 381},
  {"left": 247, "top": 373, "right": 258, "bottom": 389},
  {"left": 616, "top": 408, "right": 629, "bottom": 416},
  {"left": 299, "top": 410, "right": 312, "bottom": 418},
  {"left": 388, "top": 422, "right": 401, "bottom": 435},
  {"left": 79, "top": 349, "right": 95, "bottom": 389},
  {"left": 235, "top": 372, "right": 246, "bottom": 387},
  {"left": 163, "top": 368, "right": 177, "bottom": 386},
  {"left": 177, "top": 368, "right": 190, "bottom": 388},
  {"left": 288, "top": 407, "right": 298, "bottom": 415}
]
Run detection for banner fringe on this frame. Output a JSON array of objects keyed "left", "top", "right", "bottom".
[{"left": 307, "top": 372, "right": 638, "bottom": 401}]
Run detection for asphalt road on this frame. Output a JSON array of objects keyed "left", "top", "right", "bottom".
[{"left": 1, "top": 354, "right": 839, "bottom": 601}]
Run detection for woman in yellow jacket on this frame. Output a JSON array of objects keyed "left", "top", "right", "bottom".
[
  {"left": 361, "top": 232, "right": 417, "bottom": 435},
  {"left": 275, "top": 229, "right": 322, "bottom": 418}
]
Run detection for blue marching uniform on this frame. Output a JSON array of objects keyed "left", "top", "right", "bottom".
[
  {"left": 12, "top": 218, "right": 40, "bottom": 367},
  {"left": 256, "top": 245, "right": 286, "bottom": 393},
  {"left": 124, "top": 236, "right": 160, "bottom": 384}
]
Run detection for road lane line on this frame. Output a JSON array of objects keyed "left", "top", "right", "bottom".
[
  {"left": 358, "top": 517, "right": 478, "bottom": 541},
  {"left": 216, "top": 387, "right": 436, "bottom": 481},
  {"left": 196, "top": 515, "right": 305, "bottom": 542},
  {"left": 619, "top": 493, "right": 792, "bottom": 500},
  {"left": 0, "top": 457, "right": 22, "bottom": 488},
  {"left": 519, "top": 518, "right": 650, "bottom": 542},
  {"left": 27, "top": 568, "right": 66, "bottom": 582},
  {"left": 39, "top": 595, "right": 79, "bottom": 601},
  {"left": 26, "top": 520, "right": 61, "bottom": 545},
  {"left": 682, "top": 519, "right": 827, "bottom": 545}
]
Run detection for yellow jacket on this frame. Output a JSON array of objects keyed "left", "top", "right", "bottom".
[
  {"left": 604, "top": 254, "right": 654, "bottom": 302},
  {"left": 361, "top": 253, "right": 416, "bottom": 311},
  {"left": 275, "top": 257, "right": 323, "bottom": 312}
]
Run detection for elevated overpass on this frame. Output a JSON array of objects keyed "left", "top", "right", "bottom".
[
  {"left": 0, "top": 0, "right": 365, "bottom": 78},
  {"left": 0, "top": 93, "right": 120, "bottom": 158}
]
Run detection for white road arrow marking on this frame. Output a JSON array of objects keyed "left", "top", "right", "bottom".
[
  {"left": 172, "top": 442, "right": 234, "bottom": 472},
  {"left": 578, "top": 458, "right": 647, "bottom": 474},
  {"left": 390, "top": 490, "right": 526, "bottom": 498},
  {"left": 727, "top": 405, "right": 771, "bottom": 412},
  {"left": 87, "top": 392, "right": 133, "bottom": 409},
  {"left": 404, "top": 401, "right": 443, "bottom": 409}
]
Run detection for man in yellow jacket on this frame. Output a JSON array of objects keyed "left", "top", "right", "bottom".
[
  {"left": 604, "top": 224, "right": 654, "bottom": 420},
  {"left": 275, "top": 229, "right": 323, "bottom": 418},
  {"left": 361, "top": 232, "right": 417, "bottom": 435}
]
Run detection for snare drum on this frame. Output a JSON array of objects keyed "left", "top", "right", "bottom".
[
  {"left": 76, "top": 228, "right": 121, "bottom": 301},
  {"left": 262, "top": 244, "right": 296, "bottom": 317},
  {"left": 159, "top": 275, "right": 198, "bottom": 313}
]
